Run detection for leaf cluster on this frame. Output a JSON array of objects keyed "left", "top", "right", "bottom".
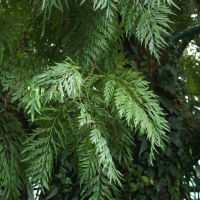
[{"left": 0, "top": 0, "right": 185, "bottom": 199}]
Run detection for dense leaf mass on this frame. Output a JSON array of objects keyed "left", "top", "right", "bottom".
[{"left": 0, "top": 0, "right": 200, "bottom": 199}]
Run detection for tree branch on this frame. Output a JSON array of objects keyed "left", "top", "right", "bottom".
[
  {"left": 171, "top": 25, "right": 200, "bottom": 59},
  {"left": 84, "top": 66, "right": 95, "bottom": 82},
  {"left": 172, "top": 24, "right": 200, "bottom": 43}
]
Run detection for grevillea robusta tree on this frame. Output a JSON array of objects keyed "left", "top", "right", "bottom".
[{"left": 0, "top": 0, "right": 200, "bottom": 199}]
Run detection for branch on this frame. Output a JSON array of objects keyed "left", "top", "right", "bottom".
[
  {"left": 84, "top": 61, "right": 97, "bottom": 82},
  {"left": 84, "top": 66, "right": 95, "bottom": 82},
  {"left": 172, "top": 25, "right": 200, "bottom": 43},
  {"left": 174, "top": 35, "right": 194, "bottom": 60},
  {"left": 171, "top": 25, "right": 200, "bottom": 60}
]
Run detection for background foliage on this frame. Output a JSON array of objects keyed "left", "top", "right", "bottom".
[{"left": 0, "top": 0, "right": 200, "bottom": 199}]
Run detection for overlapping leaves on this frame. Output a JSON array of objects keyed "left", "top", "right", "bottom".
[
  {"left": 17, "top": 53, "right": 169, "bottom": 198},
  {"left": 0, "top": 0, "right": 176, "bottom": 198},
  {"left": 102, "top": 68, "right": 169, "bottom": 162},
  {"left": 119, "top": 0, "right": 174, "bottom": 60},
  {"left": 20, "top": 58, "right": 83, "bottom": 120}
]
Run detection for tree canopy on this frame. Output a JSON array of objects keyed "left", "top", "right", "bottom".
[{"left": 0, "top": 0, "right": 200, "bottom": 199}]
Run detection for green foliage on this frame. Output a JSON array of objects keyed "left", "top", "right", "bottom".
[
  {"left": 119, "top": 0, "right": 173, "bottom": 60},
  {"left": 0, "top": 95, "right": 25, "bottom": 197},
  {"left": 102, "top": 68, "right": 169, "bottom": 161},
  {"left": 180, "top": 49, "right": 200, "bottom": 99},
  {"left": 0, "top": 0, "right": 200, "bottom": 199},
  {"left": 19, "top": 58, "right": 83, "bottom": 120}
]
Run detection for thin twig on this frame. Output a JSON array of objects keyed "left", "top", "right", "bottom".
[{"left": 84, "top": 61, "right": 97, "bottom": 82}]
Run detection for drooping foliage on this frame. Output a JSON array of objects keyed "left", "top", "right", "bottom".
[{"left": 0, "top": 0, "right": 200, "bottom": 200}]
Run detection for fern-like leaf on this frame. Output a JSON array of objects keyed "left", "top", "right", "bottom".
[{"left": 103, "top": 67, "right": 169, "bottom": 163}]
